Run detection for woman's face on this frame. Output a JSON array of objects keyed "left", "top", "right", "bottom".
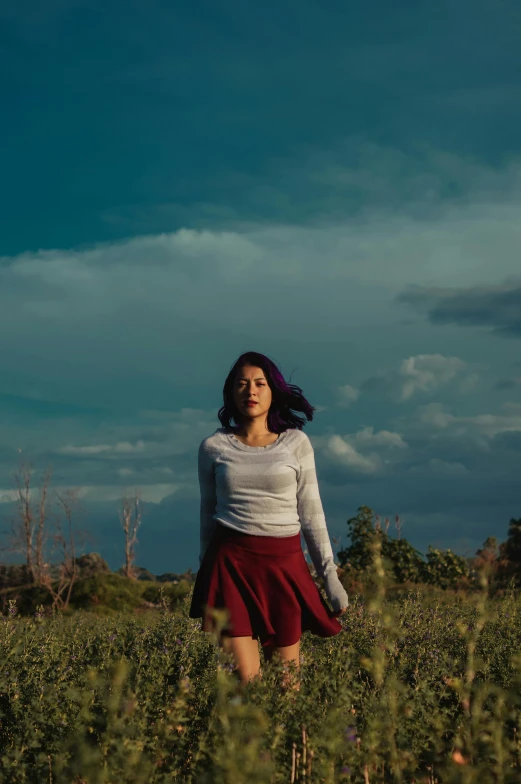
[{"left": 232, "top": 365, "right": 273, "bottom": 422}]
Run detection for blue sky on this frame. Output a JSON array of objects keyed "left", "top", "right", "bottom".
[{"left": 1, "top": 0, "right": 521, "bottom": 573}]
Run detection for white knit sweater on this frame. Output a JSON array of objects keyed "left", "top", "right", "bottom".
[{"left": 197, "top": 426, "right": 349, "bottom": 613}]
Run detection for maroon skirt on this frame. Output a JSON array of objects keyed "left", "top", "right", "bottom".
[{"left": 189, "top": 522, "right": 343, "bottom": 648}]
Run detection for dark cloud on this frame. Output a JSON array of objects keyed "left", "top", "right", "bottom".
[
  {"left": 494, "top": 377, "right": 521, "bottom": 390},
  {"left": 396, "top": 282, "right": 521, "bottom": 337},
  {"left": 491, "top": 430, "right": 521, "bottom": 451}
]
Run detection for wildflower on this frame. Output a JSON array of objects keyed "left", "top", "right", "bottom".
[
  {"left": 108, "top": 634, "right": 116, "bottom": 642},
  {"left": 344, "top": 727, "right": 357, "bottom": 743},
  {"left": 341, "top": 766, "right": 351, "bottom": 775},
  {"left": 452, "top": 750, "right": 468, "bottom": 765}
]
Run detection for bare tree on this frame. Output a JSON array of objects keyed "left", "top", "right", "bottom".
[
  {"left": 3, "top": 460, "right": 86, "bottom": 610},
  {"left": 12, "top": 462, "right": 35, "bottom": 581},
  {"left": 120, "top": 491, "right": 142, "bottom": 579},
  {"left": 35, "top": 467, "right": 53, "bottom": 583},
  {"left": 7, "top": 462, "right": 53, "bottom": 584},
  {"left": 39, "top": 489, "right": 80, "bottom": 610}
]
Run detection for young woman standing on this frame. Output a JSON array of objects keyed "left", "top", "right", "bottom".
[{"left": 189, "top": 351, "right": 348, "bottom": 690}]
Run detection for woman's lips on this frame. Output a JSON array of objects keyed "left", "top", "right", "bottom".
[{"left": 246, "top": 402, "right": 258, "bottom": 406}]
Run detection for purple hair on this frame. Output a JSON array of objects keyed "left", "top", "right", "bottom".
[{"left": 217, "top": 351, "right": 316, "bottom": 434}]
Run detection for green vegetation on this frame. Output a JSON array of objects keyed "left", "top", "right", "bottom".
[
  {"left": 1, "top": 537, "right": 521, "bottom": 783},
  {"left": 0, "top": 570, "right": 192, "bottom": 618},
  {"left": 2, "top": 505, "right": 521, "bottom": 781}
]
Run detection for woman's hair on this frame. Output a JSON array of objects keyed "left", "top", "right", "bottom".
[{"left": 217, "top": 351, "right": 316, "bottom": 433}]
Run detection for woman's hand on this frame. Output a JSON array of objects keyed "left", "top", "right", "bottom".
[{"left": 333, "top": 606, "right": 347, "bottom": 617}]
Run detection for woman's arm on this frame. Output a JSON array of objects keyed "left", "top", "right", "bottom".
[{"left": 295, "top": 433, "right": 349, "bottom": 613}]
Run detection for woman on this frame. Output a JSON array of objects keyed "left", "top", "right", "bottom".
[{"left": 189, "top": 351, "right": 349, "bottom": 690}]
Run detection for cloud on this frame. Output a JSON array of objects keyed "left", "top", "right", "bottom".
[
  {"left": 409, "top": 458, "right": 469, "bottom": 476},
  {"left": 359, "top": 353, "right": 480, "bottom": 402},
  {"left": 0, "top": 482, "right": 178, "bottom": 504},
  {"left": 494, "top": 376, "right": 521, "bottom": 390},
  {"left": 398, "top": 355, "right": 468, "bottom": 401},
  {"left": 351, "top": 426, "right": 409, "bottom": 450},
  {"left": 106, "top": 141, "right": 521, "bottom": 234},
  {"left": 326, "top": 435, "right": 383, "bottom": 475},
  {"left": 1, "top": 144, "right": 521, "bottom": 536},
  {"left": 392, "top": 400, "right": 521, "bottom": 452},
  {"left": 335, "top": 384, "right": 360, "bottom": 408},
  {"left": 397, "top": 281, "right": 521, "bottom": 338},
  {"left": 313, "top": 426, "right": 409, "bottom": 476},
  {"left": 1, "top": 148, "right": 521, "bottom": 408},
  {"left": 57, "top": 440, "right": 146, "bottom": 456}
]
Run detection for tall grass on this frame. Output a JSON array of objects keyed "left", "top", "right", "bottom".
[{"left": 1, "top": 542, "right": 520, "bottom": 783}]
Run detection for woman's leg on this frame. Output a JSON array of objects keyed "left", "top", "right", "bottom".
[
  {"left": 220, "top": 633, "right": 261, "bottom": 686},
  {"left": 262, "top": 640, "right": 301, "bottom": 691}
]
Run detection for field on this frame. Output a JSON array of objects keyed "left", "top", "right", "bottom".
[{"left": 1, "top": 571, "right": 521, "bottom": 783}]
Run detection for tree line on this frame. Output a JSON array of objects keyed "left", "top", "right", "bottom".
[{"left": 334, "top": 505, "right": 521, "bottom": 593}]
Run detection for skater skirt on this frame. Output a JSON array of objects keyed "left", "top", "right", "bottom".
[{"left": 189, "top": 521, "right": 343, "bottom": 648}]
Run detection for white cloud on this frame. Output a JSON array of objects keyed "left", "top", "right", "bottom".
[
  {"left": 318, "top": 426, "right": 408, "bottom": 475},
  {"left": 398, "top": 354, "right": 468, "bottom": 401},
  {"left": 57, "top": 440, "right": 145, "bottom": 455},
  {"left": 335, "top": 384, "right": 360, "bottom": 408},
  {"left": 352, "top": 426, "right": 409, "bottom": 450},
  {"left": 326, "top": 434, "right": 382, "bottom": 474}
]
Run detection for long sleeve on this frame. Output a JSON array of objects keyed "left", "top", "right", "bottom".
[
  {"left": 198, "top": 441, "right": 218, "bottom": 565},
  {"left": 295, "top": 433, "right": 349, "bottom": 613}
]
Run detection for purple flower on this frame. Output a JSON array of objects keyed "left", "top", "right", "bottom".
[
  {"left": 341, "top": 765, "right": 351, "bottom": 774},
  {"left": 344, "top": 727, "right": 357, "bottom": 743},
  {"left": 176, "top": 638, "right": 183, "bottom": 645},
  {"left": 108, "top": 634, "right": 116, "bottom": 642}
]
